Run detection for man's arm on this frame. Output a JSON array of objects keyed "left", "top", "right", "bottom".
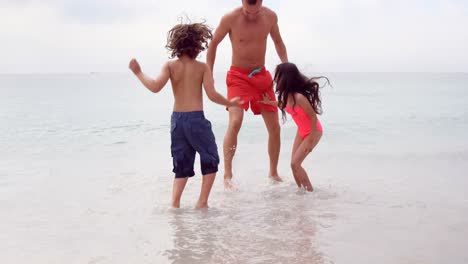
[
  {"left": 270, "top": 13, "right": 288, "bottom": 63},
  {"left": 206, "top": 14, "right": 231, "bottom": 74},
  {"left": 129, "top": 59, "right": 170, "bottom": 93},
  {"left": 202, "top": 64, "right": 240, "bottom": 106}
]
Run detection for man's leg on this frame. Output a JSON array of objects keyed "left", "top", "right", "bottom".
[
  {"left": 223, "top": 107, "right": 244, "bottom": 190},
  {"left": 261, "top": 110, "right": 282, "bottom": 182}
]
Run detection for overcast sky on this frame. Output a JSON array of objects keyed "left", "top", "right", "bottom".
[{"left": 0, "top": 0, "right": 467, "bottom": 73}]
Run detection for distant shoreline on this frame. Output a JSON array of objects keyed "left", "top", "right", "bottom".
[{"left": 1, "top": 71, "right": 468, "bottom": 76}]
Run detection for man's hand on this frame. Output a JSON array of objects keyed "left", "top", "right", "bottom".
[{"left": 129, "top": 58, "right": 142, "bottom": 75}]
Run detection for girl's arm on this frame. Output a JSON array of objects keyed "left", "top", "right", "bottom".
[
  {"left": 295, "top": 93, "right": 317, "bottom": 125},
  {"left": 129, "top": 59, "right": 170, "bottom": 93},
  {"left": 259, "top": 93, "right": 278, "bottom": 106},
  {"left": 295, "top": 93, "right": 320, "bottom": 151}
]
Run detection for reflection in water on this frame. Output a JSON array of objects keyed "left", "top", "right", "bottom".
[
  {"left": 164, "top": 209, "right": 219, "bottom": 263},
  {"left": 163, "top": 184, "right": 336, "bottom": 263}
]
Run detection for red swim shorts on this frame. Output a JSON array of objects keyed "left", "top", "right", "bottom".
[{"left": 226, "top": 66, "right": 278, "bottom": 115}]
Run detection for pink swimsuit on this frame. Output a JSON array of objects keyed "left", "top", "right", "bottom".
[{"left": 285, "top": 105, "right": 323, "bottom": 139}]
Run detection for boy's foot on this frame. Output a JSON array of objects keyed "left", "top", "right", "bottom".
[
  {"left": 224, "top": 178, "right": 238, "bottom": 192},
  {"left": 195, "top": 202, "right": 209, "bottom": 209},
  {"left": 171, "top": 202, "right": 181, "bottom": 209}
]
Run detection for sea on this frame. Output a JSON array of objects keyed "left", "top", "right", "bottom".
[{"left": 1, "top": 72, "right": 467, "bottom": 263}]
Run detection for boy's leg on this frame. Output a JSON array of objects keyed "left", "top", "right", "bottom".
[
  {"left": 186, "top": 116, "right": 219, "bottom": 206},
  {"left": 290, "top": 132, "right": 322, "bottom": 192},
  {"left": 171, "top": 148, "right": 195, "bottom": 207},
  {"left": 223, "top": 107, "right": 244, "bottom": 190},
  {"left": 196, "top": 173, "right": 216, "bottom": 209},
  {"left": 261, "top": 110, "right": 282, "bottom": 182},
  {"left": 170, "top": 113, "right": 197, "bottom": 207},
  {"left": 172, "top": 177, "right": 189, "bottom": 208},
  {"left": 171, "top": 143, "right": 195, "bottom": 208}
]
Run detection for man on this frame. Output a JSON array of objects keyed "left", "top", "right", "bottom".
[{"left": 207, "top": 0, "right": 288, "bottom": 190}]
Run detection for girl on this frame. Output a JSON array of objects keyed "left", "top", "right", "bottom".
[{"left": 262, "top": 62, "right": 329, "bottom": 191}]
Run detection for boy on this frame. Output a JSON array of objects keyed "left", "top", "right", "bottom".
[{"left": 129, "top": 22, "right": 240, "bottom": 209}]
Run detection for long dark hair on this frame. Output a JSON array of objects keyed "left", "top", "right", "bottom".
[{"left": 273, "top": 62, "right": 330, "bottom": 121}]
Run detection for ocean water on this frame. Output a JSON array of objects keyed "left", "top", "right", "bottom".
[{"left": 0, "top": 72, "right": 467, "bottom": 263}]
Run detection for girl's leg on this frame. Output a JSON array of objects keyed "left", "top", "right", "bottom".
[
  {"left": 290, "top": 131, "right": 303, "bottom": 187},
  {"left": 172, "top": 177, "right": 189, "bottom": 208},
  {"left": 196, "top": 173, "right": 216, "bottom": 209},
  {"left": 291, "top": 132, "right": 322, "bottom": 192}
]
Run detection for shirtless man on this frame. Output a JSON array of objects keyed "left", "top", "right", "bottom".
[{"left": 207, "top": 0, "right": 288, "bottom": 190}]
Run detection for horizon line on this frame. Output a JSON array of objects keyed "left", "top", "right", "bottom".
[{"left": 1, "top": 71, "right": 467, "bottom": 75}]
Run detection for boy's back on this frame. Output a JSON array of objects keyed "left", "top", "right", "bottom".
[{"left": 168, "top": 57, "right": 206, "bottom": 112}]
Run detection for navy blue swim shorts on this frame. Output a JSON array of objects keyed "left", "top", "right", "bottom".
[{"left": 170, "top": 111, "right": 220, "bottom": 178}]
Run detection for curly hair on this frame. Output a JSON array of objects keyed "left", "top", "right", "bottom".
[{"left": 166, "top": 22, "right": 212, "bottom": 59}]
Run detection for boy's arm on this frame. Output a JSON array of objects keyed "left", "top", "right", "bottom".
[
  {"left": 270, "top": 12, "right": 288, "bottom": 63},
  {"left": 129, "top": 59, "right": 170, "bottom": 93},
  {"left": 203, "top": 64, "right": 240, "bottom": 107},
  {"left": 206, "top": 14, "right": 231, "bottom": 74}
]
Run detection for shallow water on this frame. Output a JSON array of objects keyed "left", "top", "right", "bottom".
[{"left": 1, "top": 73, "right": 467, "bottom": 263}]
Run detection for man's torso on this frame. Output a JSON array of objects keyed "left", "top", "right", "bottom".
[{"left": 228, "top": 7, "right": 276, "bottom": 70}]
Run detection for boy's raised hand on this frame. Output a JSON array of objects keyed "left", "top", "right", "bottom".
[{"left": 129, "top": 58, "right": 141, "bottom": 75}]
